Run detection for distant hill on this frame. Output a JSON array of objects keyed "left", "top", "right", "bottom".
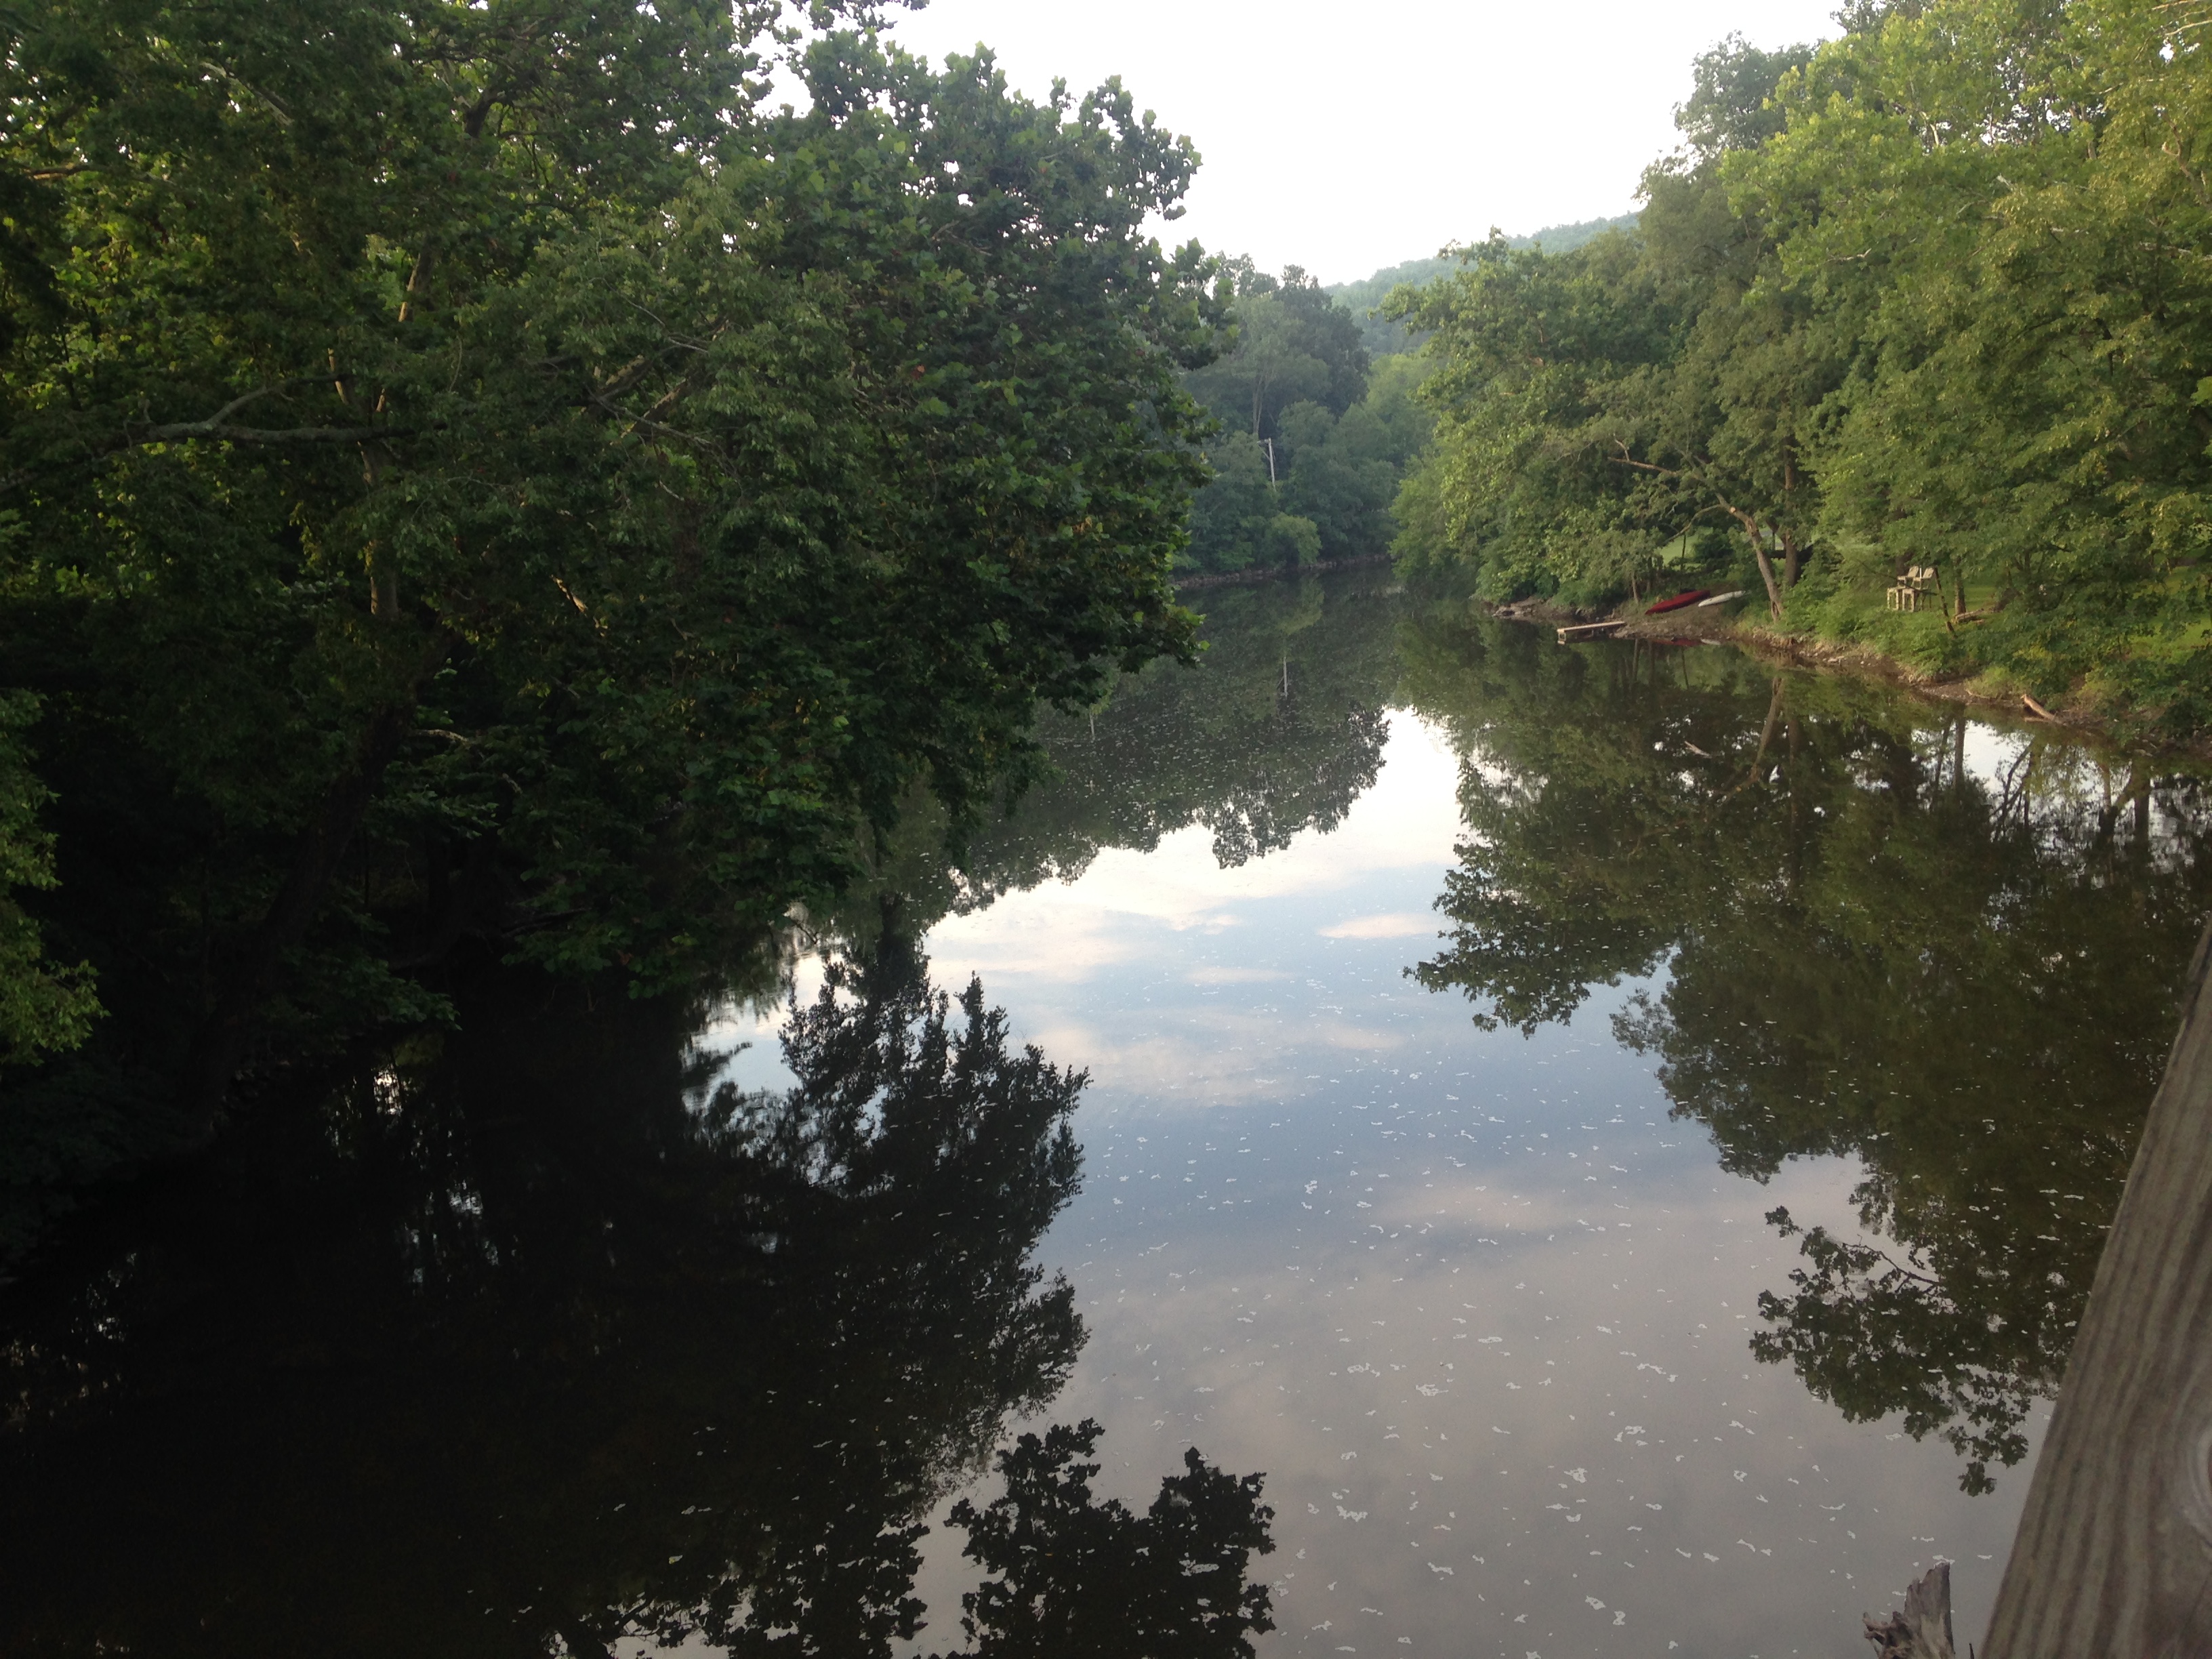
[{"left": 1328, "top": 213, "right": 1640, "bottom": 355}]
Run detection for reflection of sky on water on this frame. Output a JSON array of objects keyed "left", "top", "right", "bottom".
[{"left": 722, "top": 710, "right": 2030, "bottom": 1656}]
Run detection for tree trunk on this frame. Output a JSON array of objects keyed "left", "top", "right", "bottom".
[
  {"left": 1984, "top": 920, "right": 2212, "bottom": 1656},
  {"left": 1780, "top": 445, "right": 1803, "bottom": 590},
  {"left": 1748, "top": 529, "right": 1785, "bottom": 622}
]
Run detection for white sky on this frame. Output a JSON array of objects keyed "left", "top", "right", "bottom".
[{"left": 872, "top": 0, "right": 1841, "bottom": 286}]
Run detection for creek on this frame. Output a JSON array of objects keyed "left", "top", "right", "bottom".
[{"left": 5, "top": 571, "right": 2205, "bottom": 1658}]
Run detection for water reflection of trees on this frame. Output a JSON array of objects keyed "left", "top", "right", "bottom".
[
  {"left": 0, "top": 950, "right": 1271, "bottom": 1656},
  {"left": 840, "top": 575, "right": 1404, "bottom": 945},
  {"left": 1404, "top": 615, "right": 2212, "bottom": 1491}
]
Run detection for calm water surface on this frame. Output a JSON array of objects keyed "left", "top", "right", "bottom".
[{"left": 6, "top": 575, "right": 2207, "bottom": 1658}]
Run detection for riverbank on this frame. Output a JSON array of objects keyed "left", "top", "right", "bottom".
[{"left": 1498, "top": 593, "right": 2212, "bottom": 762}]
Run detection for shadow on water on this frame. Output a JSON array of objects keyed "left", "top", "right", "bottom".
[
  {"left": 1399, "top": 611, "right": 2212, "bottom": 1492},
  {"left": 0, "top": 944, "right": 1273, "bottom": 1658}
]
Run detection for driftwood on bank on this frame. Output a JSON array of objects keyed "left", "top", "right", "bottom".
[
  {"left": 1865, "top": 1563, "right": 1955, "bottom": 1659},
  {"left": 1983, "top": 921, "right": 2212, "bottom": 1656}
]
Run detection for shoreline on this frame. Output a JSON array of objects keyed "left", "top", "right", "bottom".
[{"left": 1494, "top": 596, "right": 2212, "bottom": 763}]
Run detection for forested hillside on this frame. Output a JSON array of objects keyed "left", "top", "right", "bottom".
[
  {"left": 1170, "top": 216, "right": 1643, "bottom": 577},
  {"left": 1328, "top": 216, "right": 1639, "bottom": 356},
  {"left": 1176, "top": 264, "right": 1432, "bottom": 573},
  {"left": 0, "top": 0, "right": 1225, "bottom": 1228},
  {"left": 1393, "top": 0, "right": 2212, "bottom": 738}
]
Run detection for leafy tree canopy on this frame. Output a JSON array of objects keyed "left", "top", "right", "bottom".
[
  {"left": 0, "top": 1, "right": 1226, "bottom": 1180},
  {"left": 1394, "top": 2, "right": 2212, "bottom": 738},
  {"left": 1328, "top": 216, "right": 1641, "bottom": 357},
  {"left": 1179, "top": 270, "right": 1433, "bottom": 574}
]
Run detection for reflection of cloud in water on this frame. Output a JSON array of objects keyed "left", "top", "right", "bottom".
[
  {"left": 1019, "top": 1010, "right": 1417, "bottom": 1111},
  {"left": 898, "top": 712, "right": 1460, "bottom": 1114},
  {"left": 775, "top": 678, "right": 2060, "bottom": 1655},
  {"left": 1321, "top": 912, "right": 1441, "bottom": 939},
  {"left": 1016, "top": 1103, "right": 2030, "bottom": 1656},
  {"left": 927, "top": 710, "right": 1463, "bottom": 985}
]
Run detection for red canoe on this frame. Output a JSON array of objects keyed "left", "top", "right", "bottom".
[{"left": 1645, "top": 589, "right": 1712, "bottom": 615}]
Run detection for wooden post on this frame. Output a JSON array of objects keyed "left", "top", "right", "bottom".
[
  {"left": 1984, "top": 921, "right": 2212, "bottom": 1656},
  {"left": 1866, "top": 1564, "right": 1955, "bottom": 1659}
]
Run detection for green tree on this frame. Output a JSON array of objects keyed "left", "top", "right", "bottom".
[
  {"left": 0, "top": 3, "right": 1223, "bottom": 1154},
  {"left": 1185, "top": 262, "right": 1370, "bottom": 439},
  {"left": 1386, "top": 228, "right": 1683, "bottom": 602},
  {"left": 1327, "top": 218, "right": 1641, "bottom": 358},
  {"left": 1391, "top": 37, "right": 1826, "bottom": 615},
  {"left": 0, "top": 692, "right": 97, "bottom": 1066},
  {"left": 1183, "top": 276, "right": 1433, "bottom": 571},
  {"left": 1736, "top": 0, "right": 2212, "bottom": 722}
]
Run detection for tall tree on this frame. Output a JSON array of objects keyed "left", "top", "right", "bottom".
[
  {"left": 0, "top": 3, "right": 1224, "bottom": 1149},
  {"left": 1389, "top": 36, "right": 1825, "bottom": 616},
  {"left": 1737, "top": 0, "right": 2212, "bottom": 720},
  {"left": 1181, "top": 266, "right": 1435, "bottom": 573}
]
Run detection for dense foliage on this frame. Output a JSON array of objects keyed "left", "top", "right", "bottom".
[
  {"left": 0, "top": 1, "right": 1223, "bottom": 1193},
  {"left": 1179, "top": 266, "right": 1431, "bottom": 573},
  {"left": 1394, "top": 1, "right": 2212, "bottom": 735},
  {"left": 1326, "top": 216, "right": 1639, "bottom": 358}
]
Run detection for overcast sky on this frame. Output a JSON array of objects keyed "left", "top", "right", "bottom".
[{"left": 870, "top": 0, "right": 1841, "bottom": 286}]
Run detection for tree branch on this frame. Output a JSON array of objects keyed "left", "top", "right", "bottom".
[{"left": 1, "top": 375, "right": 421, "bottom": 493}]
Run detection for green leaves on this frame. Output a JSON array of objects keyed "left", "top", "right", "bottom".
[
  {"left": 0, "top": 692, "right": 99, "bottom": 1067},
  {"left": 1400, "top": 6, "right": 2212, "bottom": 726},
  {"left": 0, "top": 4, "right": 1218, "bottom": 1193},
  {"left": 1181, "top": 268, "right": 1429, "bottom": 573}
]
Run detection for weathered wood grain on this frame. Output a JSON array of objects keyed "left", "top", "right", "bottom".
[
  {"left": 1984, "top": 922, "right": 2212, "bottom": 1656},
  {"left": 1866, "top": 1563, "right": 1955, "bottom": 1659}
]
